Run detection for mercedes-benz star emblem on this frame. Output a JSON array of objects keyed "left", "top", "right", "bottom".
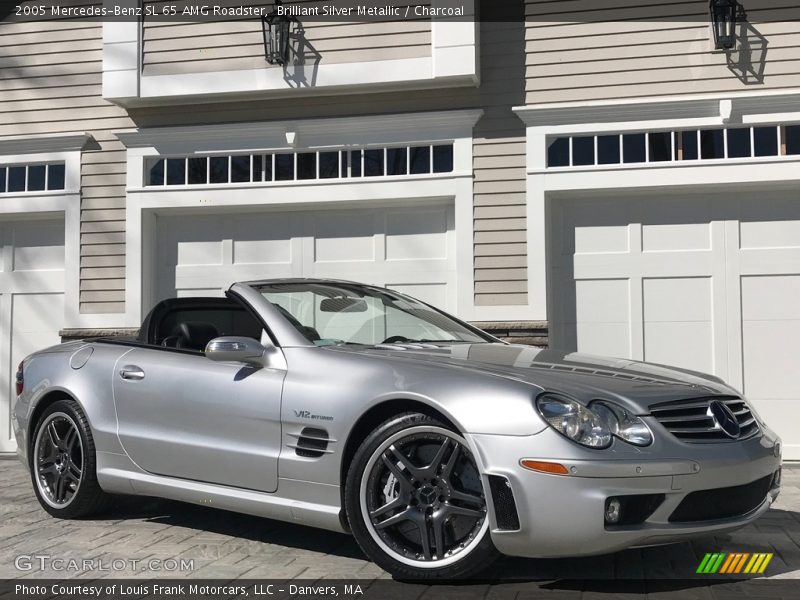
[{"left": 708, "top": 400, "right": 741, "bottom": 438}]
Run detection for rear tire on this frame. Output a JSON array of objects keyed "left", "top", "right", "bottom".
[
  {"left": 345, "top": 412, "right": 499, "bottom": 580},
  {"left": 30, "top": 399, "right": 110, "bottom": 518}
]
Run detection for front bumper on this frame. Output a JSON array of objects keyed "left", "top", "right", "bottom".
[{"left": 467, "top": 426, "right": 782, "bottom": 559}]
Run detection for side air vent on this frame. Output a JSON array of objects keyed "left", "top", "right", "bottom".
[
  {"left": 488, "top": 475, "right": 520, "bottom": 531},
  {"left": 289, "top": 427, "right": 334, "bottom": 458}
]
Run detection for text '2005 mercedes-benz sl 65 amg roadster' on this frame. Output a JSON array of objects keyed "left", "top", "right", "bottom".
[{"left": 13, "top": 279, "right": 782, "bottom": 579}]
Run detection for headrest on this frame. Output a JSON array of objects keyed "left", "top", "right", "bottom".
[{"left": 175, "top": 321, "right": 219, "bottom": 351}]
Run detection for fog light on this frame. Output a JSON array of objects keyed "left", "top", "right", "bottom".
[
  {"left": 773, "top": 468, "right": 781, "bottom": 488},
  {"left": 605, "top": 497, "right": 622, "bottom": 524}
]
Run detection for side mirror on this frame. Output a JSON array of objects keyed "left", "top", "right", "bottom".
[{"left": 205, "top": 336, "right": 267, "bottom": 366}]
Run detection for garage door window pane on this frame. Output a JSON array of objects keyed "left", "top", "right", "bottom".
[
  {"left": 681, "top": 131, "right": 699, "bottom": 160},
  {"left": 252, "top": 156, "right": 262, "bottom": 182},
  {"left": 0, "top": 167, "right": 5, "bottom": 193},
  {"left": 319, "top": 152, "right": 339, "bottom": 179},
  {"left": 572, "top": 136, "right": 594, "bottom": 166},
  {"left": 700, "top": 129, "right": 724, "bottom": 159},
  {"left": 754, "top": 127, "right": 778, "bottom": 157},
  {"left": 187, "top": 157, "right": 207, "bottom": 184},
  {"left": 148, "top": 159, "right": 164, "bottom": 185},
  {"left": 8, "top": 166, "right": 25, "bottom": 192},
  {"left": 167, "top": 158, "right": 186, "bottom": 185},
  {"left": 364, "top": 149, "right": 384, "bottom": 177},
  {"left": 727, "top": 128, "right": 752, "bottom": 158},
  {"left": 386, "top": 148, "right": 407, "bottom": 175},
  {"left": 786, "top": 125, "right": 800, "bottom": 155},
  {"left": 263, "top": 155, "right": 274, "bottom": 181},
  {"left": 623, "top": 133, "right": 646, "bottom": 163},
  {"left": 231, "top": 155, "right": 251, "bottom": 182},
  {"left": 648, "top": 132, "right": 672, "bottom": 162},
  {"left": 409, "top": 146, "right": 430, "bottom": 174},
  {"left": 297, "top": 153, "right": 316, "bottom": 180},
  {"left": 597, "top": 135, "right": 620, "bottom": 164},
  {"left": 547, "top": 138, "right": 569, "bottom": 167},
  {"left": 47, "top": 163, "right": 65, "bottom": 190},
  {"left": 210, "top": 157, "right": 229, "bottom": 183},
  {"left": 350, "top": 150, "right": 362, "bottom": 177},
  {"left": 433, "top": 145, "right": 453, "bottom": 173},
  {"left": 27, "top": 165, "right": 46, "bottom": 191},
  {"left": 275, "top": 154, "right": 294, "bottom": 181}
]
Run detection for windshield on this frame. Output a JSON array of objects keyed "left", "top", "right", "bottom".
[{"left": 255, "top": 282, "right": 492, "bottom": 346}]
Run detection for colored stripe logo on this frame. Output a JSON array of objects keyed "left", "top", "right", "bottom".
[{"left": 697, "top": 552, "right": 773, "bottom": 574}]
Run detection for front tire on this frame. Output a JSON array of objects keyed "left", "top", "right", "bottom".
[
  {"left": 30, "top": 399, "right": 109, "bottom": 518},
  {"left": 345, "top": 412, "right": 499, "bottom": 580}
]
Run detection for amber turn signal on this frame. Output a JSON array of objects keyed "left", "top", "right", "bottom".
[{"left": 520, "top": 459, "right": 569, "bottom": 475}]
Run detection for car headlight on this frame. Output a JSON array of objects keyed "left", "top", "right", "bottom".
[
  {"left": 591, "top": 401, "right": 653, "bottom": 446},
  {"left": 536, "top": 394, "right": 613, "bottom": 449},
  {"left": 536, "top": 394, "right": 653, "bottom": 448}
]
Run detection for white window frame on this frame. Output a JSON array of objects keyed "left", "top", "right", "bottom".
[{"left": 118, "top": 109, "right": 487, "bottom": 326}]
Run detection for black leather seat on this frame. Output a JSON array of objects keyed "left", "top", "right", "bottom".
[{"left": 173, "top": 321, "right": 220, "bottom": 351}]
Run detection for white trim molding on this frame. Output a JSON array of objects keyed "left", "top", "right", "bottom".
[
  {"left": 118, "top": 109, "right": 489, "bottom": 326},
  {"left": 103, "top": 1, "right": 478, "bottom": 107},
  {"left": 0, "top": 132, "right": 93, "bottom": 156}
]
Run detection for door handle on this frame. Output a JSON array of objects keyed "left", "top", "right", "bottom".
[{"left": 119, "top": 365, "right": 145, "bottom": 381}]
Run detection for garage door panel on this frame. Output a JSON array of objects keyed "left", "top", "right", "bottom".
[
  {"left": 385, "top": 209, "right": 449, "bottom": 260},
  {"left": 741, "top": 275, "right": 800, "bottom": 401},
  {"left": 643, "top": 277, "right": 712, "bottom": 322},
  {"left": 232, "top": 214, "right": 292, "bottom": 265},
  {"left": 739, "top": 248, "right": 800, "bottom": 274},
  {"left": 11, "top": 293, "right": 64, "bottom": 362},
  {"left": 644, "top": 321, "right": 713, "bottom": 374},
  {"left": 166, "top": 215, "right": 226, "bottom": 267},
  {"left": 387, "top": 283, "right": 448, "bottom": 308},
  {"left": 177, "top": 288, "right": 224, "bottom": 298},
  {"left": 11, "top": 219, "right": 65, "bottom": 272},
  {"left": 313, "top": 212, "right": 376, "bottom": 263},
  {"left": 740, "top": 219, "right": 800, "bottom": 249},
  {"left": 642, "top": 222, "right": 711, "bottom": 252},
  {"left": 742, "top": 320, "right": 800, "bottom": 399},
  {"left": 574, "top": 279, "right": 630, "bottom": 358}
]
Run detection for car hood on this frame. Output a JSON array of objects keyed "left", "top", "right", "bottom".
[{"left": 330, "top": 343, "right": 737, "bottom": 415}]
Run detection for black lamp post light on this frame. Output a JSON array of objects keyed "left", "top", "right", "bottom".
[
  {"left": 710, "top": 0, "right": 742, "bottom": 51},
  {"left": 262, "top": 0, "right": 299, "bottom": 65}
]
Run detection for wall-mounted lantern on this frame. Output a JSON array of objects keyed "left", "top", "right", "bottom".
[
  {"left": 710, "top": 0, "right": 741, "bottom": 50},
  {"left": 262, "top": 0, "right": 298, "bottom": 65}
]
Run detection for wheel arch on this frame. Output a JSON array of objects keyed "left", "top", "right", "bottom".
[
  {"left": 27, "top": 389, "right": 81, "bottom": 457},
  {"left": 338, "top": 397, "right": 459, "bottom": 531}
]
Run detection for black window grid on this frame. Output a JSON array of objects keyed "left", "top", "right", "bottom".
[
  {"left": 0, "top": 162, "right": 66, "bottom": 194},
  {"left": 145, "top": 144, "right": 454, "bottom": 187},
  {"left": 546, "top": 125, "right": 798, "bottom": 168}
]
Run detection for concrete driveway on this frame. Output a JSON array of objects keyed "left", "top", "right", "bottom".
[{"left": 1, "top": 459, "right": 798, "bottom": 597}]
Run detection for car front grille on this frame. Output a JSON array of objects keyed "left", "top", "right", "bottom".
[
  {"left": 669, "top": 475, "right": 773, "bottom": 523},
  {"left": 649, "top": 396, "right": 759, "bottom": 443}
]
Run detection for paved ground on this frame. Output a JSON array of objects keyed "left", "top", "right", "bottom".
[{"left": 1, "top": 459, "right": 799, "bottom": 596}]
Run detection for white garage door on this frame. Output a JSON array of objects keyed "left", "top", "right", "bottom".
[
  {"left": 0, "top": 217, "right": 65, "bottom": 453},
  {"left": 550, "top": 190, "right": 800, "bottom": 459},
  {"left": 155, "top": 203, "right": 456, "bottom": 310}
]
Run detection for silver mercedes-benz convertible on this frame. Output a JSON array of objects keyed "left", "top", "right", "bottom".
[{"left": 13, "top": 279, "right": 782, "bottom": 579}]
